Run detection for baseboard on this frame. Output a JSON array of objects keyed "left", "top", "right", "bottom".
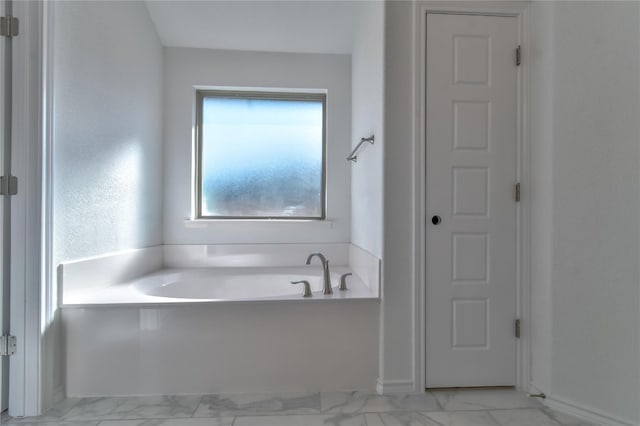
[
  {"left": 545, "top": 394, "right": 637, "bottom": 426},
  {"left": 376, "top": 378, "right": 416, "bottom": 394}
]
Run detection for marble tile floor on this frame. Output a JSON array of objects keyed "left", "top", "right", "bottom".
[{"left": 2, "top": 389, "right": 599, "bottom": 426}]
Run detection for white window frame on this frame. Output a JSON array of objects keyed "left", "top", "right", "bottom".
[{"left": 194, "top": 89, "right": 327, "bottom": 221}]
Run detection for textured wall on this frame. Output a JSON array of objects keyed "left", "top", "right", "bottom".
[
  {"left": 550, "top": 3, "right": 640, "bottom": 423},
  {"left": 162, "top": 47, "right": 351, "bottom": 244},
  {"left": 382, "top": 1, "right": 640, "bottom": 423},
  {"left": 381, "top": 0, "right": 416, "bottom": 386},
  {"left": 53, "top": 1, "right": 164, "bottom": 265},
  {"left": 529, "top": 1, "right": 555, "bottom": 395},
  {"left": 351, "top": 1, "right": 385, "bottom": 259}
]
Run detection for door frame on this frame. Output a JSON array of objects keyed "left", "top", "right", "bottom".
[
  {"left": 414, "top": 1, "right": 531, "bottom": 392},
  {"left": 0, "top": 0, "right": 7, "bottom": 412},
  {"left": 7, "top": 0, "right": 44, "bottom": 417}
]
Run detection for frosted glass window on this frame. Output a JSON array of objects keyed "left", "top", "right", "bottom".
[{"left": 196, "top": 90, "right": 326, "bottom": 219}]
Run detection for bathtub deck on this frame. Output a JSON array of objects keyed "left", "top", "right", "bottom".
[
  {"left": 62, "top": 266, "right": 378, "bottom": 307},
  {"left": 3, "top": 389, "right": 596, "bottom": 425}
]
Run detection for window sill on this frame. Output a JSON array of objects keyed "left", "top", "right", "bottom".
[{"left": 183, "top": 218, "right": 336, "bottom": 229}]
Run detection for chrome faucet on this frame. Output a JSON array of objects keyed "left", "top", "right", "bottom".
[
  {"left": 291, "top": 280, "right": 313, "bottom": 297},
  {"left": 305, "top": 252, "right": 332, "bottom": 295},
  {"left": 339, "top": 272, "right": 352, "bottom": 291}
]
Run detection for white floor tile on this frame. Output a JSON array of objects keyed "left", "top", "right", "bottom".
[
  {"left": 423, "top": 411, "right": 499, "bottom": 426},
  {"left": 233, "top": 413, "right": 366, "bottom": 426},
  {"left": 365, "top": 411, "right": 499, "bottom": 426},
  {"left": 97, "top": 418, "right": 233, "bottom": 426},
  {"left": 193, "top": 393, "right": 321, "bottom": 417},
  {"left": 6, "top": 399, "right": 83, "bottom": 424},
  {"left": 63, "top": 396, "right": 201, "bottom": 421},
  {"left": 5, "top": 422, "right": 99, "bottom": 426},
  {"left": 364, "top": 412, "right": 439, "bottom": 426},
  {"left": 490, "top": 408, "right": 562, "bottom": 426},
  {"left": 5, "top": 390, "right": 595, "bottom": 426},
  {"left": 431, "top": 389, "right": 542, "bottom": 411},
  {"left": 543, "top": 409, "right": 599, "bottom": 426},
  {"left": 321, "top": 392, "right": 440, "bottom": 414}
]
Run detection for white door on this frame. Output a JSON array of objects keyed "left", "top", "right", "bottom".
[{"left": 425, "top": 13, "right": 518, "bottom": 388}]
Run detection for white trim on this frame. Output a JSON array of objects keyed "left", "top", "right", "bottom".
[
  {"left": 183, "top": 219, "right": 336, "bottom": 230},
  {"left": 41, "top": 0, "right": 56, "bottom": 413},
  {"left": 376, "top": 378, "right": 416, "bottom": 395},
  {"left": 515, "top": 3, "right": 533, "bottom": 396},
  {"left": 545, "top": 394, "right": 636, "bottom": 426},
  {"left": 41, "top": 0, "right": 54, "bottom": 354},
  {"left": 9, "top": 0, "right": 44, "bottom": 417},
  {"left": 414, "top": 1, "right": 531, "bottom": 392}
]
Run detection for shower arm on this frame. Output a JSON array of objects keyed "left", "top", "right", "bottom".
[{"left": 347, "top": 135, "right": 375, "bottom": 162}]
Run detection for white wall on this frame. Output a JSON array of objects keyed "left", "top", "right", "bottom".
[
  {"left": 548, "top": 3, "right": 640, "bottom": 423},
  {"left": 51, "top": 0, "right": 164, "bottom": 408},
  {"left": 163, "top": 47, "right": 351, "bottom": 245},
  {"left": 351, "top": 1, "right": 385, "bottom": 259},
  {"left": 145, "top": 0, "right": 361, "bottom": 55},
  {"left": 52, "top": 1, "right": 164, "bottom": 265},
  {"left": 383, "top": 1, "right": 640, "bottom": 424},
  {"left": 379, "top": 0, "right": 416, "bottom": 389},
  {"left": 529, "top": 0, "right": 555, "bottom": 396}
]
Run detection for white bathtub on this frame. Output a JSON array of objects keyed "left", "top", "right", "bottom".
[
  {"left": 63, "top": 266, "right": 377, "bottom": 306},
  {"left": 60, "top": 244, "right": 380, "bottom": 396},
  {"left": 132, "top": 267, "right": 370, "bottom": 301},
  {"left": 59, "top": 244, "right": 380, "bottom": 306}
]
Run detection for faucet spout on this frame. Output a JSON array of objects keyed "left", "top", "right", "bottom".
[
  {"left": 305, "top": 252, "right": 332, "bottom": 295},
  {"left": 305, "top": 252, "right": 327, "bottom": 265}
]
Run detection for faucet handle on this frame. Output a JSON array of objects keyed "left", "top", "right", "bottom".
[
  {"left": 291, "top": 280, "right": 312, "bottom": 297},
  {"left": 339, "top": 273, "right": 352, "bottom": 291}
]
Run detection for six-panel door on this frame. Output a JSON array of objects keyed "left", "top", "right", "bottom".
[{"left": 425, "top": 13, "right": 518, "bottom": 388}]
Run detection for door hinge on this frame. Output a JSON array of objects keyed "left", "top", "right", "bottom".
[
  {"left": 516, "top": 45, "right": 521, "bottom": 66},
  {"left": 0, "top": 175, "right": 17, "bottom": 196},
  {"left": 514, "top": 182, "right": 521, "bottom": 202},
  {"left": 0, "top": 335, "right": 16, "bottom": 356},
  {"left": 515, "top": 319, "right": 521, "bottom": 339},
  {"left": 0, "top": 16, "right": 18, "bottom": 38}
]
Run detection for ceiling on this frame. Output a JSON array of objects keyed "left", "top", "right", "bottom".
[{"left": 144, "top": 1, "right": 363, "bottom": 54}]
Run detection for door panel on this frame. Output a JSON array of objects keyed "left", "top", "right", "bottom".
[{"left": 425, "top": 13, "right": 518, "bottom": 387}]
